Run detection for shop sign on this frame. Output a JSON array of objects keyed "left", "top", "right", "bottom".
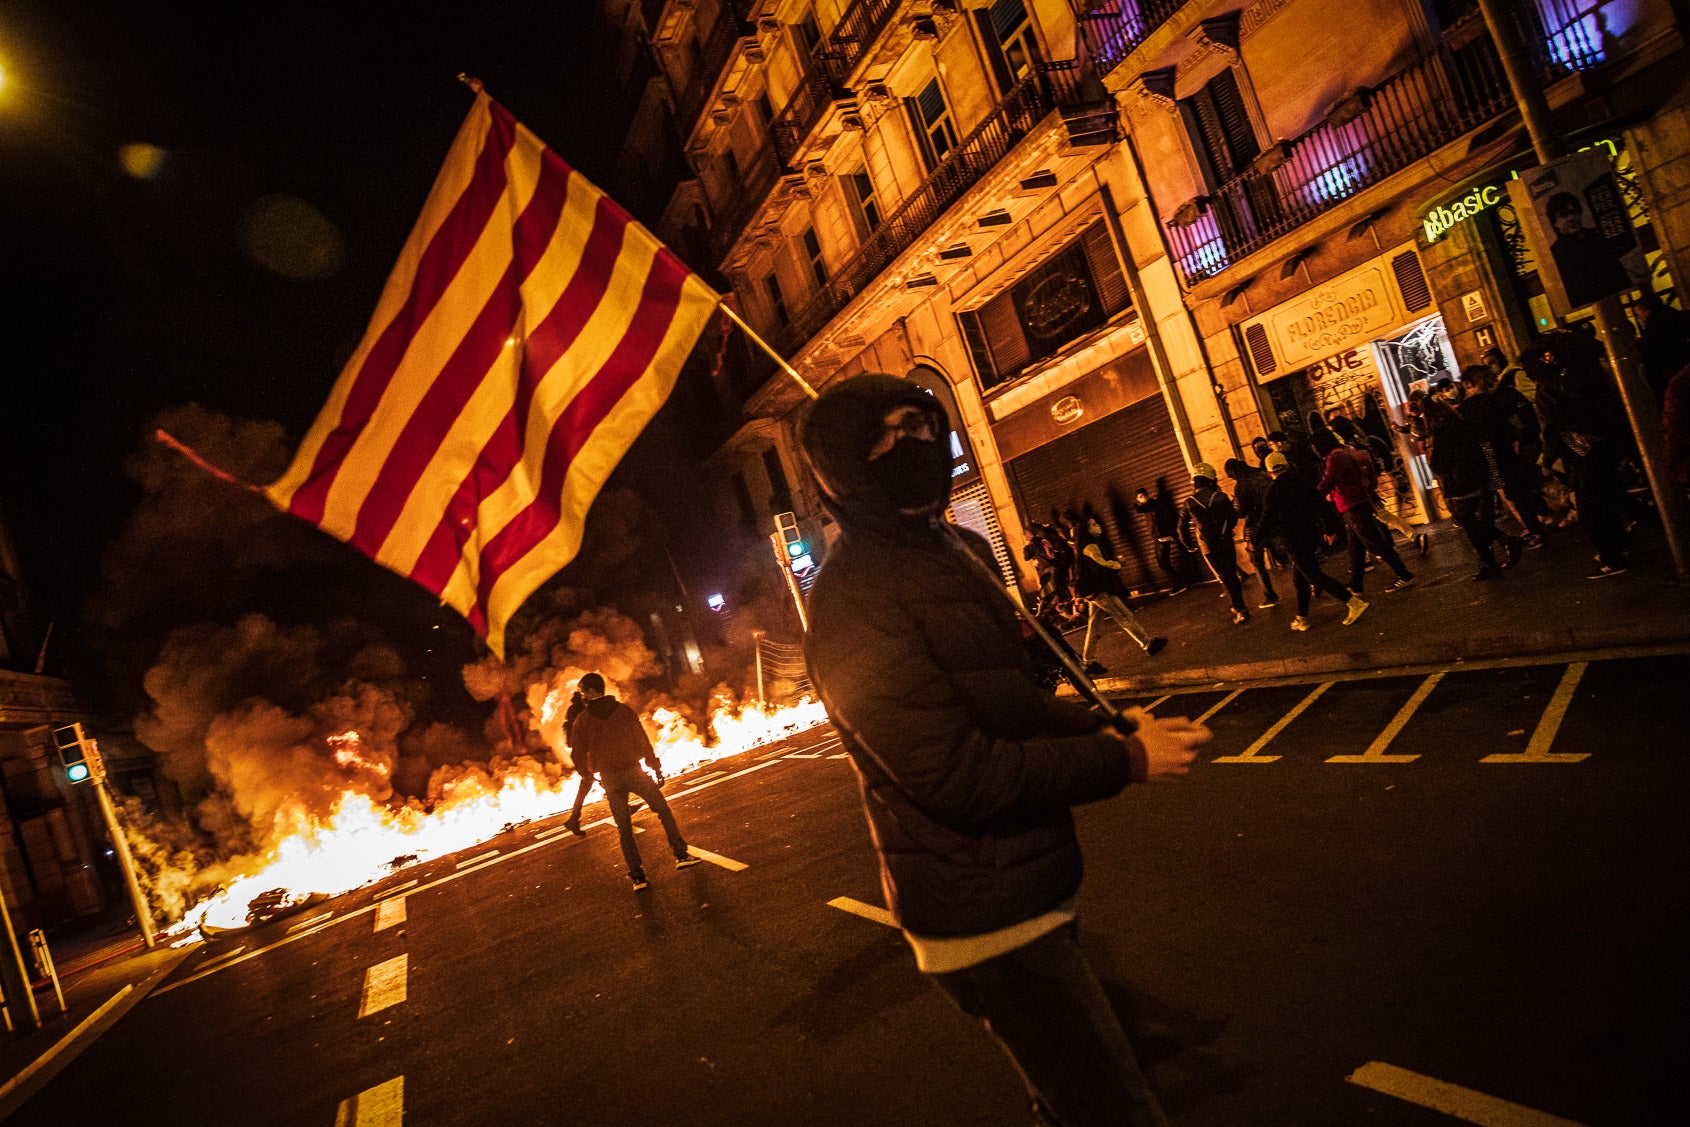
[
  {"left": 1050, "top": 395, "right": 1085, "bottom": 425},
  {"left": 1461, "top": 290, "right": 1487, "bottom": 322},
  {"left": 1419, "top": 138, "right": 1618, "bottom": 245},
  {"left": 1254, "top": 254, "right": 1406, "bottom": 372}
]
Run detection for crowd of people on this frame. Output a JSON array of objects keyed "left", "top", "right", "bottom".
[{"left": 1022, "top": 320, "right": 1687, "bottom": 662}]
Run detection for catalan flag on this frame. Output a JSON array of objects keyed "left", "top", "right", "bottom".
[{"left": 264, "top": 89, "right": 720, "bottom": 657}]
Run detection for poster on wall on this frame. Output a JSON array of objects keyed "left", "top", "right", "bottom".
[{"left": 1507, "top": 148, "right": 1649, "bottom": 315}]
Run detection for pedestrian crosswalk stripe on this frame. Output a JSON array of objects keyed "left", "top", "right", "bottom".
[
  {"left": 1328, "top": 673, "right": 1440, "bottom": 763},
  {"left": 827, "top": 896, "right": 896, "bottom": 928},
  {"left": 1215, "top": 683, "right": 1331, "bottom": 763},
  {"left": 334, "top": 1076, "right": 403, "bottom": 1127},
  {"left": 1483, "top": 662, "right": 1591, "bottom": 763},
  {"left": 1196, "top": 689, "right": 1243, "bottom": 724},
  {"left": 1347, "top": 1061, "right": 1585, "bottom": 1126},
  {"left": 684, "top": 846, "right": 747, "bottom": 872},
  {"left": 374, "top": 897, "right": 406, "bottom": 932},
  {"left": 358, "top": 955, "right": 408, "bottom": 1018}
]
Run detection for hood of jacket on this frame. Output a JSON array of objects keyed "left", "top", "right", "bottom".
[
  {"left": 799, "top": 374, "right": 951, "bottom": 544},
  {"left": 584, "top": 695, "right": 622, "bottom": 718}
]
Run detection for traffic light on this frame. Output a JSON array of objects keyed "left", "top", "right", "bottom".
[
  {"left": 53, "top": 724, "right": 93, "bottom": 783},
  {"left": 773, "top": 512, "right": 815, "bottom": 574}
]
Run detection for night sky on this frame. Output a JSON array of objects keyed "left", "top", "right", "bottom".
[{"left": 0, "top": 2, "right": 689, "bottom": 697}]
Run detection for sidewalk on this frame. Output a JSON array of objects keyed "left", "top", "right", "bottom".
[
  {"left": 1073, "top": 520, "right": 1690, "bottom": 693},
  {"left": 0, "top": 913, "right": 194, "bottom": 1118}
]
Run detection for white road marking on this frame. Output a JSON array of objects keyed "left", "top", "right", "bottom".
[
  {"left": 374, "top": 897, "right": 406, "bottom": 932},
  {"left": 784, "top": 752, "right": 824, "bottom": 759},
  {"left": 828, "top": 896, "right": 896, "bottom": 928},
  {"left": 287, "top": 912, "right": 333, "bottom": 933},
  {"left": 1215, "top": 683, "right": 1331, "bottom": 763},
  {"left": 358, "top": 955, "right": 408, "bottom": 1018},
  {"left": 1483, "top": 662, "right": 1591, "bottom": 763},
  {"left": 1329, "top": 673, "right": 1440, "bottom": 763},
  {"left": 533, "top": 825, "right": 575, "bottom": 842},
  {"left": 684, "top": 847, "right": 747, "bottom": 872},
  {"left": 1347, "top": 1061, "right": 1586, "bottom": 1126},
  {"left": 723, "top": 760, "right": 781, "bottom": 781},
  {"left": 334, "top": 1075, "right": 404, "bottom": 1127},
  {"left": 455, "top": 850, "right": 500, "bottom": 869},
  {"left": 0, "top": 984, "right": 132, "bottom": 1105},
  {"left": 691, "top": 771, "right": 726, "bottom": 783},
  {"left": 827, "top": 752, "right": 849, "bottom": 759},
  {"left": 377, "top": 880, "right": 418, "bottom": 899},
  {"left": 1196, "top": 689, "right": 1243, "bottom": 724}
]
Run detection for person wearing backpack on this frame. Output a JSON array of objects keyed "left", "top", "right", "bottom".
[{"left": 1178, "top": 464, "right": 1251, "bottom": 625}]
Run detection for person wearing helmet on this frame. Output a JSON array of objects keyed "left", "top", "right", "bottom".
[
  {"left": 1177, "top": 462, "right": 1251, "bottom": 624},
  {"left": 799, "top": 374, "right": 1210, "bottom": 1127}
]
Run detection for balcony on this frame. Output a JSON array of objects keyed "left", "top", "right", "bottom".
[
  {"left": 1077, "top": 0, "right": 1190, "bottom": 79},
  {"left": 1164, "top": 29, "right": 1521, "bottom": 286},
  {"left": 814, "top": 0, "right": 904, "bottom": 86},
  {"left": 709, "top": 144, "right": 783, "bottom": 261},
  {"left": 769, "top": 68, "right": 852, "bottom": 169},
  {"left": 771, "top": 72, "right": 1058, "bottom": 356}
]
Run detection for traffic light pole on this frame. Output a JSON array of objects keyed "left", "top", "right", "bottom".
[
  {"left": 0, "top": 884, "right": 41, "bottom": 1031},
  {"left": 86, "top": 741, "right": 159, "bottom": 950},
  {"left": 1478, "top": 0, "right": 1690, "bottom": 580}
]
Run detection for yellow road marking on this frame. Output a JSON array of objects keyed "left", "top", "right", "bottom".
[
  {"left": 1196, "top": 689, "right": 1243, "bottom": 724},
  {"left": 334, "top": 1076, "right": 404, "bottom": 1127},
  {"left": 1328, "top": 673, "right": 1440, "bottom": 763},
  {"left": 1347, "top": 1061, "right": 1585, "bottom": 1126},
  {"left": 374, "top": 897, "right": 406, "bottom": 932},
  {"left": 358, "top": 955, "right": 408, "bottom": 1018},
  {"left": 827, "top": 896, "right": 896, "bottom": 928},
  {"left": 1215, "top": 683, "right": 1331, "bottom": 763},
  {"left": 684, "top": 847, "right": 747, "bottom": 872},
  {"left": 1483, "top": 663, "right": 1591, "bottom": 763}
]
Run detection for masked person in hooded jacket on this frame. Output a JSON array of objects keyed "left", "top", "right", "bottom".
[{"left": 799, "top": 374, "right": 1211, "bottom": 1127}]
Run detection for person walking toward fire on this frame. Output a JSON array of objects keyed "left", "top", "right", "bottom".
[
  {"left": 567, "top": 672, "right": 700, "bottom": 890},
  {"left": 561, "top": 689, "right": 594, "bottom": 837},
  {"left": 798, "top": 373, "right": 1211, "bottom": 1127}
]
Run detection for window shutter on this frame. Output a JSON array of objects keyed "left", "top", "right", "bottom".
[
  {"left": 1210, "top": 70, "right": 1260, "bottom": 170},
  {"left": 1080, "top": 221, "right": 1132, "bottom": 317},
  {"left": 973, "top": 10, "right": 1015, "bottom": 93},
  {"left": 959, "top": 310, "right": 999, "bottom": 389},
  {"left": 1243, "top": 322, "right": 1277, "bottom": 376},
  {"left": 904, "top": 97, "right": 938, "bottom": 170},
  {"left": 1392, "top": 249, "right": 1432, "bottom": 312},
  {"left": 980, "top": 291, "right": 1032, "bottom": 381}
]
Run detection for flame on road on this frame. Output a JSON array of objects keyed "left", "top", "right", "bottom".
[{"left": 172, "top": 695, "right": 830, "bottom": 937}]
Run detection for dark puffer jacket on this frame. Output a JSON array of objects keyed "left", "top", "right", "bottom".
[{"left": 800, "top": 374, "right": 1147, "bottom": 938}]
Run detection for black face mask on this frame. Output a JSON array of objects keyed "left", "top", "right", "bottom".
[{"left": 868, "top": 436, "right": 953, "bottom": 513}]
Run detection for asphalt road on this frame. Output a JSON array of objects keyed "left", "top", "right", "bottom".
[{"left": 14, "top": 650, "right": 1689, "bottom": 1126}]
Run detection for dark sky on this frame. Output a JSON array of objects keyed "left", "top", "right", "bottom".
[{"left": 0, "top": 1, "right": 627, "bottom": 659}]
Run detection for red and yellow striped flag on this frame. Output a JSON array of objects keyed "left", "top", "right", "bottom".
[{"left": 266, "top": 91, "right": 720, "bottom": 657}]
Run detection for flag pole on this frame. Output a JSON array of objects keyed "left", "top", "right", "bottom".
[{"left": 719, "top": 301, "right": 818, "bottom": 401}]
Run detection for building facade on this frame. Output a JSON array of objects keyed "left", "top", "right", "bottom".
[{"left": 606, "top": 0, "right": 1690, "bottom": 603}]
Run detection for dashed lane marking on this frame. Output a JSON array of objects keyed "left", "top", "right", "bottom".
[
  {"left": 828, "top": 896, "right": 896, "bottom": 928},
  {"left": 1196, "top": 689, "right": 1243, "bottom": 725},
  {"left": 334, "top": 1075, "right": 404, "bottom": 1127},
  {"left": 358, "top": 954, "right": 408, "bottom": 1018},
  {"left": 1329, "top": 673, "right": 1440, "bottom": 763},
  {"left": 533, "top": 825, "right": 576, "bottom": 842},
  {"left": 691, "top": 771, "right": 726, "bottom": 783},
  {"left": 1483, "top": 662, "right": 1591, "bottom": 763},
  {"left": 684, "top": 846, "right": 747, "bottom": 872},
  {"left": 455, "top": 850, "right": 500, "bottom": 869},
  {"left": 827, "top": 753, "right": 849, "bottom": 759},
  {"left": 784, "top": 752, "right": 825, "bottom": 759},
  {"left": 1144, "top": 695, "right": 1171, "bottom": 713},
  {"left": 374, "top": 896, "right": 406, "bottom": 932},
  {"left": 377, "top": 881, "right": 417, "bottom": 899},
  {"left": 1347, "top": 1061, "right": 1585, "bottom": 1126},
  {"left": 1214, "top": 683, "right": 1331, "bottom": 764},
  {"left": 287, "top": 913, "right": 333, "bottom": 934}
]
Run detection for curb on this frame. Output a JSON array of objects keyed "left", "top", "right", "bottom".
[{"left": 1086, "top": 626, "right": 1690, "bottom": 695}]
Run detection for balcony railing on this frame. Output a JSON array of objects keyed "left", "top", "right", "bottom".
[
  {"left": 769, "top": 68, "right": 846, "bottom": 168},
  {"left": 814, "top": 0, "right": 902, "bottom": 85},
  {"left": 1076, "top": 0, "right": 1189, "bottom": 78},
  {"left": 771, "top": 74, "right": 1055, "bottom": 355},
  {"left": 1165, "top": 34, "right": 1516, "bottom": 286},
  {"left": 709, "top": 144, "right": 783, "bottom": 261}
]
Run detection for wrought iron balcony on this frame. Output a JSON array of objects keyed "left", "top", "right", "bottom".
[
  {"left": 771, "top": 73, "right": 1057, "bottom": 355},
  {"left": 814, "top": 0, "right": 903, "bottom": 86},
  {"left": 769, "top": 68, "right": 850, "bottom": 169},
  {"left": 1076, "top": 0, "right": 1190, "bottom": 79},
  {"left": 1164, "top": 29, "right": 1519, "bottom": 286}
]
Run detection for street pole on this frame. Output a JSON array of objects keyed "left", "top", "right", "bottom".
[
  {"left": 1478, "top": 0, "right": 1690, "bottom": 579},
  {"left": 753, "top": 630, "right": 766, "bottom": 711},
  {"left": 0, "top": 884, "right": 41, "bottom": 1031},
  {"left": 86, "top": 740, "right": 159, "bottom": 949}
]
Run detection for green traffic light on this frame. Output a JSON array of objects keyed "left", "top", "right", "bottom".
[{"left": 67, "top": 763, "right": 91, "bottom": 783}]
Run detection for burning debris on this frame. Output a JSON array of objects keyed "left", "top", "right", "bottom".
[{"left": 119, "top": 602, "right": 826, "bottom": 940}]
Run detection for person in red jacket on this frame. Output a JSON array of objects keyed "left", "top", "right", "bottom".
[
  {"left": 568, "top": 672, "right": 700, "bottom": 890},
  {"left": 1313, "top": 430, "right": 1415, "bottom": 594}
]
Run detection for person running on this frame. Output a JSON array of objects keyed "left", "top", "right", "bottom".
[
  {"left": 1224, "top": 457, "right": 1279, "bottom": 608},
  {"left": 1133, "top": 481, "right": 1188, "bottom": 593},
  {"left": 1259, "top": 452, "right": 1369, "bottom": 630},
  {"left": 1178, "top": 463, "right": 1250, "bottom": 624},
  {"left": 1313, "top": 431, "right": 1416, "bottom": 594},
  {"left": 568, "top": 672, "right": 700, "bottom": 890},
  {"left": 1074, "top": 517, "right": 1168, "bottom": 671}
]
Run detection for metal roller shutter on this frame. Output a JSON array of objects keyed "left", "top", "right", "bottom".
[
  {"left": 948, "top": 479, "right": 1018, "bottom": 587},
  {"left": 1006, "top": 395, "right": 1188, "bottom": 594}
]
